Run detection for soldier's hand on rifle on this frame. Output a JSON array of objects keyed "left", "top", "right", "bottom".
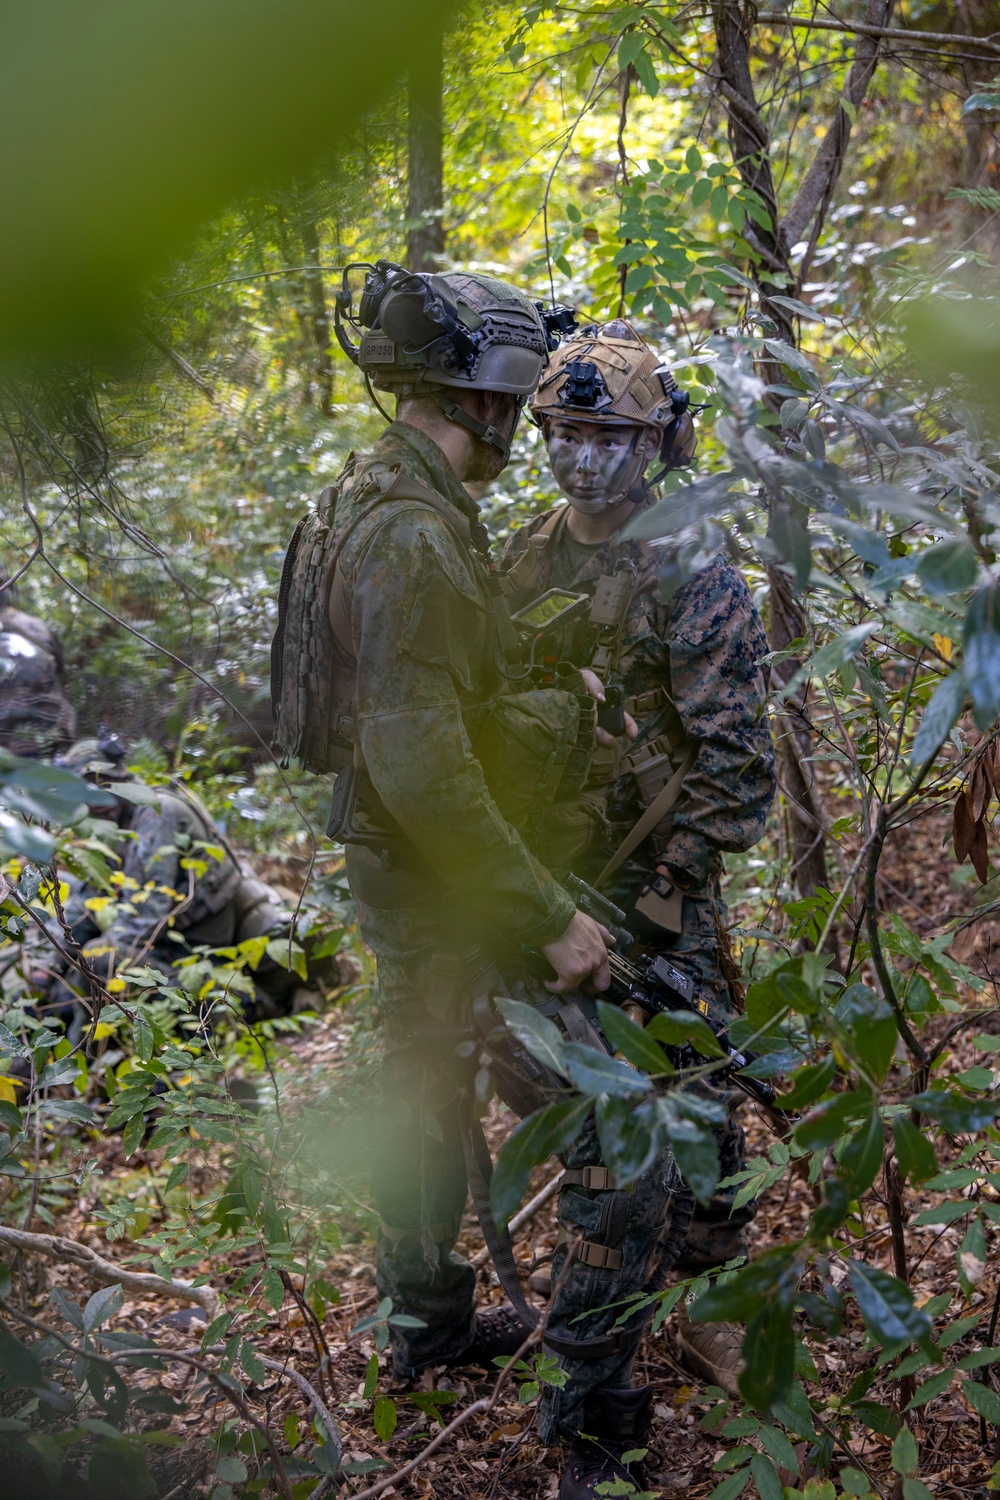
[
  {"left": 541, "top": 909, "right": 612, "bottom": 994},
  {"left": 580, "top": 669, "right": 638, "bottom": 748}
]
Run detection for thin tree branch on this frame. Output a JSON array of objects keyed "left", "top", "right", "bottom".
[{"left": 757, "top": 12, "right": 1000, "bottom": 59}]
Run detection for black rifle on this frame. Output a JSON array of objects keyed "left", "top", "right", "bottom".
[{"left": 566, "top": 874, "right": 792, "bottom": 1119}]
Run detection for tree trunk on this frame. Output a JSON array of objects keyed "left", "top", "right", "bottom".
[
  {"left": 407, "top": 25, "right": 445, "bottom": 272},
  {"left": 300, "top": 216, "right": 333, "bottom": 417}
]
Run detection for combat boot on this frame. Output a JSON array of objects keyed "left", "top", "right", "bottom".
[
  {"left": 444, "top": 1303, "right": 531, "bottom": 1369},
  {"left": 559, "top": 1384, "right": 653, "bottom": 1499},
  {"left": 676, "top": 1301, "right": 743, "bottom": 1398}
]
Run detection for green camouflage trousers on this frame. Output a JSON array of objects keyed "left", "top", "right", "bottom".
[{"left": 346, "top": 845, "right": 754, "bottom": 1440}]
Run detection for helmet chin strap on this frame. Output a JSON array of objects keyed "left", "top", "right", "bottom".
[{"left": 431, "top": 389, "right": 525, "bottom": 459}]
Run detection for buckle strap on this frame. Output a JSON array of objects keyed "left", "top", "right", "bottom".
[
  {"left": 556, "top": 1231, "right": 624, "bottom": 1271},
  {"left": 561, "top": 1165, "right": 617, "bottom": 1191}
]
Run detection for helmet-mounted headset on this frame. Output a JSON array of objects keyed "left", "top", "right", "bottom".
[
  {"left": 333, "top": 260, "right": 578, "bottom": 455},
  {"left": 530, "top": 320, "right": 698, "bottom": 477}
]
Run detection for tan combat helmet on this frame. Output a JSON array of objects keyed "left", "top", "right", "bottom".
[{"left": 530, "top": 319, "right": 697, "bottom": 474}]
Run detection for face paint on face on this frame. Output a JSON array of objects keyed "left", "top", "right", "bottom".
[{"left": 545, "top": 419, "right": 642, "bottom": 513}]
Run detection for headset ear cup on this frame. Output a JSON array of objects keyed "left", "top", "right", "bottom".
[{"left": 661, "top": 409, "right": 697, "bottom": 469}]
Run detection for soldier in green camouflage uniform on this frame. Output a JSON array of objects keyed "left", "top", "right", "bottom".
[
  {"left": 269, "top": 270, "right": 613, "bottom": 1389},
  {"left": 501, "top": 323, "right": 775, "bottom": 1483},
  {"left": 34, "top": 736, "right": 301, "bottom": 1020}
]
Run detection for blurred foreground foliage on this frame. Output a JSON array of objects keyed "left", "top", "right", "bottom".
[{"left": 4, "top": 2, "right": 1000, "bottom": 1496}]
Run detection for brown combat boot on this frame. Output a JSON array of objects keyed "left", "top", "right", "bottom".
[{"left": 675, "top": 1301, "right": 744, "bottom": 1398}]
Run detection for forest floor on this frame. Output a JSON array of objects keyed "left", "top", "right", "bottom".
[{"left": 21, "top": 797, "right": 1000, "bottom": 1498}]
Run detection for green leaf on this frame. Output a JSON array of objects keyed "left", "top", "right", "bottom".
[
  {"left": 122, "top": 1112, "right": 146, "bottom": 1159},
  {"left": 750, "top": 1453, "right": 782, "bottom": 1500},
  {"left": 561, "top": 1041, "right": 649, "bottom": 1099},
  {"left": 912, "top": 1201, "right": 969, "bottom": 1227},
  {"left": 495, "top": 998, "right": 568, "bottom": 1079},
  {"left": 779, "top": 1055, "right": 836, "bottom": 1110},
  {"left": 963, "top": 1378, "right": 1000, "bottom": 1422},
  {"left": 910, "top": 669, "right": 967, "bottom": 768},
  {"left": 902, "top": 1481, "right": 934, "bottom": 1500},
  {"left": 260, "top": 1266, "right": 284, "bottom": 1311},
  {"left": 795, "top": 1091, "right": 872, "bottom": 1152},
  {"left": 762, "top": 339, "right": 820, "bottom": 391},
  {"left": 363, "top": 1352, "right": 379, "bottom": 1400},
  {"left": 906, "top": 1369, "right": 953, "bottom": 1408},
  {"left": 240, "top": 1340, "right": 267, "bottom": 1384},
  {"left": 838, "top": 1105, "right": 884, "bottom": 1196},
  {"left": 133, "top": 1013, "right": 154, "bottom": 1063},
  {"left": 373, "top": 1394, "right": 397, "bottom": 1442},
  {"left": 758, "top": 1424, "right": 798, "bottom": 1475},
  {"left": 83, "top": 1283, "right": 123, "bottom": 1334},
  {"left": 706, "top": 1469, "right": 751, "bottom": 1500},
  {"left": 491, "top": 1096, "right": 591, "bottom": 1227},
  {"left": 0, "top": 1325, "right": 45, "bottom": 1388},
  {"left": 957, "top": 1346, "right": 1000, "bottom": 1370},
  {"left": 891, "top": 1426, "right": 917, "bottom": 1477},
  {"left": 768, "top": 509, "right": 811, "bottom": 591},
  {"left": 963, "top": 582, "right": 1000, "bottom": 730},
  {"left": 596, "top": 1001, "right": 673, "bottom": 1074},
  {"left": 893, "top": 1117, "right": 937, "bottom": 1185},
  {"left": 848, "top": 1261, "right": 932, "bottom": 1349},
  {"left": 910, "top": 1089, "right": 1000, "bottom": 1133},
  {"left": 645, "top": 1009, "right": 723, "bottom": 1058},
  {"left": 917, "top": 539, "right": 978, "bottom": 596}
]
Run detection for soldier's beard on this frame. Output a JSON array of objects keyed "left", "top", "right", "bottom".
[
  {"left": 466, "top": 435, "right": 510, "bottom": 484},
  {"left": 464, "top": 394, "right": 524, "bottom": 483}
]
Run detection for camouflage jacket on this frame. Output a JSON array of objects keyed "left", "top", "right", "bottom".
[
  {"left": 501, "top": 504, "right": 776, "bottom": 896},
  {"left": 328, "top": 422, "right": 575, "bottom": 948}
]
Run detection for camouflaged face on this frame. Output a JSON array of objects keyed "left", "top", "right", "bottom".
[{"left": 501, "top": 506, "right": 776, "bottom": 898}]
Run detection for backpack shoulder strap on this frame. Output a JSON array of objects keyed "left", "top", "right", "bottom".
[{"left": 593, "top": 743, "right": 697, "bottom": 888}]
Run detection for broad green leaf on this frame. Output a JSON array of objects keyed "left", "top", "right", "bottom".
[
  {"left": 893, "top": 1117, "right": 937, "bottom": 1185},
  {"left": 706, "top": 1468, "right": 750, "bottom": 1500},
  {"left": 596, "top": 1001, "right": 673, "bottom": 1074},
  {"left": 261, "top": 1266, "right": 284, "bottom": 1311},
  {"left": 495, "top": 998, "right": 569, "bottom": 1080},
  {"left": 645, "top": 1009, "right": 723, "bottom": 1057},
  {"left": 963, "top": 1378, "right": 1000, "bottom": 1421},
  {"left": 957, "top": 1346, "right": 1000, "bottom": 1370},
  {"left": 750, "top": 1452, "right": 782, "bottom": 1500},
  {"left": 910, "top": 1089, "right": 1000, "bottom": 1133},
  {"left": 838, "top": 1106, "right": 884, "bottom": 1196},
  {"left": 848, "top": 1261, "right": 931, "bottom": 1348},
  {"left": 373, "top": 1394, "right": 397, "bottom": 1442},
  {"left": 906, "top": 1369, "right": 953, "bottom": 1408},
  {"left": 561, "top": 1041, "right": 649, "bottom": 1099},
  {"left": 595, "top": 1095, "right": 660, "bottom": 1184},
  {"left": 83, "top": 1282, "right": 123, "bottom": 1333},
  {"left": 891, "top": 1425, "right": 917, "bottom": 1477},
  {"left": 491, "top": 1096, "right": 591, "bottom": 1227},
  {"left": 758, "top": 1423, "right": 799, "bottom": 1475},
  {"left": 917, "top": 539, "right": 978, "bottom": 596},
  {"left": 240, "top": 1340, "right": 267, "bottom": 1384},
  {"left": 740, "top": 1299, "right": 796, "bottom": 1411},
  {"left": 910, "top": 669, "right": 967, "bottom": 768},
  {"left": 122, "top": 1111, "right": 146, "bottom": 1158},
  {"left": 795, "top": 1091, "right": 872, "bottom": 1152},
  {"left": 779, "top": 1055, "right": 836, "bottom": 1110},
  {"left": 963, "top": 582, "right": 1000, "bottom": 729}
]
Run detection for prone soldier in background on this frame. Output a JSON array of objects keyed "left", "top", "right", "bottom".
[
  {"left": 0, "top": 593, "right": 77, "bottom": 759},
  {"left": 27, "top": 732, "right": 313, "bottom": 1026},
  {"left": 501, "top": 321, "right": 777, "bottom": 1492}
]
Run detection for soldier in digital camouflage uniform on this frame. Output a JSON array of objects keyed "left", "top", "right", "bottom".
[
  {"left": 269, "top": 268, "right": 613, "bottom": 1417},
  {"left": 501, "top": 322, "right": 776, "bottom": 1493},
  {"left": 33, "top": 734, "right": 302, "bottom": 1021},
  {"left": 0, "top": 601, "right": 77, "bottom": 759}
]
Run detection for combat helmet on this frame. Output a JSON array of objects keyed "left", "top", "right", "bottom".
[
  {"left": 58, "top": 727, "right": 131, "bottom": 782},
  {"left": 530, "top": 320, "right": 697, "bottom": 475},
  {"left": 334, "top": 259, "right": 576, "bottom": 455}
]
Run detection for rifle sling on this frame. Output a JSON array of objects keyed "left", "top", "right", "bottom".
[{"left": 593, "top": 744, "right": 697, "bottom": 889}]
